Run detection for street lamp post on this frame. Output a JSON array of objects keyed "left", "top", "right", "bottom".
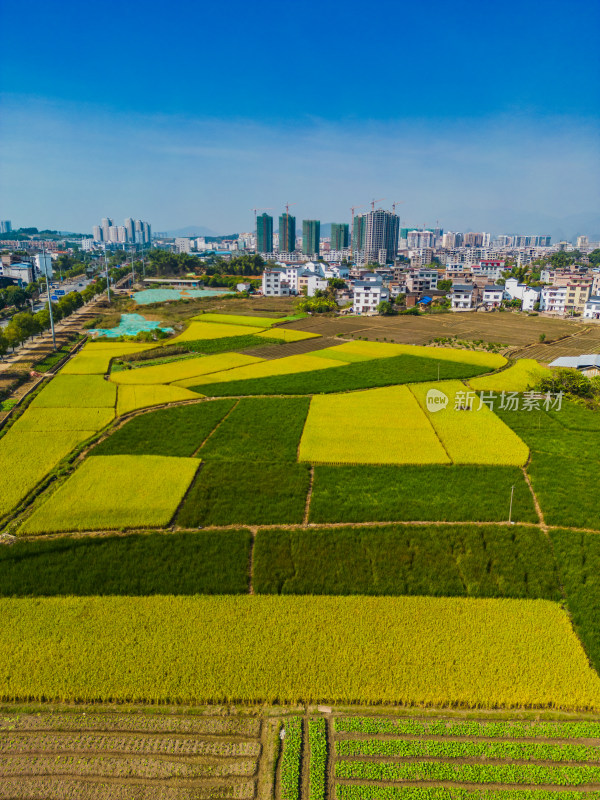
[
  {"left": 41, "top": 245, "right": 57, "bottom": 351},
  {"left": 105, "top": 252, "right": 111, "bottom": 303},
  {"left": 508, "top": 484, "right": 515, "bottom": 524}
]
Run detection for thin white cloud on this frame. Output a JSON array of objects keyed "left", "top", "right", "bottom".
[{"left": 0, "top": 95, "right": 598, "bottom": 239}]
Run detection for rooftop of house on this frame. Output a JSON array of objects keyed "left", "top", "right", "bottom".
[
  {"left": 549, "top": 354, "right": 600, "bottom": 369},
  {"left": 452, "top": 284, "right": 475, "bottom": 292}
]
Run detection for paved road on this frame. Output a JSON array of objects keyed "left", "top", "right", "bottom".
[{"left": 0, "top": 277, "right": 94, "bottom": 330}]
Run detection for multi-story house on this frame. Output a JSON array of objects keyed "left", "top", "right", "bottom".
[
  {"left": 261, "top": 268, "right": 290, "bottom": 297},
  {"left": 451, "top": 284, "right": 476, "bottom": 311},
  {"left": 540, "top": 285, "right": 567, "bottom": 315},
  {"left": 481, "top": 285, "right": 505, "bottom": 308},
  {"left": 584, "top": 296, "right": 600, "bottom": 320},
  {"left": 406, "top": 269, "right": 439, "bottom": 293},
  {"left": 352, "top": 280, "right": 389, "bottom": 314}
]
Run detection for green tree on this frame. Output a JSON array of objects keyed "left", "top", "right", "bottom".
[
  {"left": 12, "top": 312, "right": 38, "bottom": 341},
  {"left": 4, "top": 319, "right": 26, "bottom": 350},
  {"left": 589, "top": 249, "right": 600, "bottom": 267},
  {"left": 0, "top": 331, "right": 7, "bottom": 359},
  {"left": 377, "top": 300, "right": 398, "bottom": 316},
  {"left": 437, "top": 279, "right": 453, "bottom": 291}
]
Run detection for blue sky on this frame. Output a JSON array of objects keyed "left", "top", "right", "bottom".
[{"left": 1, "top": 0, "right": 599, "bottom": 238}]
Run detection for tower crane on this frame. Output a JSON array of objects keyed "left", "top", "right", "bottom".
[
  {"left": 251, "top": 207, "right": 273, "bottom": 232},
  {"left": 370, "top": 198, "right": 385, "bottom": 211},
  {"left": 392, "top": 201, "right": 404, "bottom": 214}
]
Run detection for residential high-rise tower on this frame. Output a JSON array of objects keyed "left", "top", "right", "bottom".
[
  {"left": 256, "top": 213, "right": 273, "bottom": 252},
  {"left": 279, "top": 213, "right": 296, "bottom": 252},
  {"left": 331, "top": 223, "right": 349, "bottom": 250},
  {"left": 364, "top": 209, "right": 400, "bottom": 264},
  {"left": 302, "top": 220, "right": 320, "bottom": 255}
]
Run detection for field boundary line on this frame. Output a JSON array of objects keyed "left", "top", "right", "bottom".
[
  {"left": 169, "top": 460, "right": 205, "bottom": 527},
  {"left": 248, "top": 527, "right": 258, "bottom": 595},
  {"left": 15, "top": 519, "right": 547, "bottom": 543},
  {"left": 303, "top": 466, "right": 315, "bottom": 526},
  {"left": 192, "top": 399, "right": 240, "bottom": 457},
  {"left": 522, "top": 466, "right": 547, "bottom": 531}
]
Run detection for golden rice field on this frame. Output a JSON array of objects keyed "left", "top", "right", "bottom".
[
  {"left": 191, "top": 312, "right": 283, "bottom": 327},
  {"left": 0, "top": 595, "right": 598, "bottom": 709},
  {"left": 61, "top": 343, "right": 156, "bottom": 375},
  {"left": 116, "top": 384, "right": 202, "bottom": 416},
  {"left": 255, "top": 327, "right": 321, "bottom": 342},
  {"left": 110, "top": 352, "right": 263, "bottom": 385},
  {"left": 0, "top": 429, "right": 96, "bottom": 518},
  {"left": 410, "top": 380, "right": 530, "bottom": 466},
  {"left": 168, "top": 321, "right": 265, "bottom": 342},
  {"left": 30, "top": 375, "right": 117, "bottom": 408},
  {"left": 320, "top": 340, "right": 507, "bottom": 369},
  {"left": 298, "top": 386, "right": 450, "bottom": 465},
  {"left": 176, "top": 352, "right": 349, "bottom": 388},
  {"left": 469, "top": 358, "right": 552, "bottom": 393},
  {"left": 11, "top": 407, "right": 115, "bottom": 433},
  {"left": 21, "top": 455, "right": 201, "bottom": 534}
]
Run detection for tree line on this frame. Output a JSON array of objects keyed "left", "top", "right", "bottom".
[{"left": 0, "top": 265, "right": 131, "bottom": 358}]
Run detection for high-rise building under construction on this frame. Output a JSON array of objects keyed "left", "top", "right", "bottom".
[
  {"left": 331, "top": 223, "right": 349, "bottom": 250},
  {"left": 358, "top": 209, "right": 400, "bottom": 264},
  {"left": 352, "top": 215, "right": 366, "bottom": 252},
  {"left": 279, "top": 213, "right": 296, "bottom": 252},
  {"left": 302, "top": 220, "right": 320, "bottom": 255},
  {"left": 256, "top": 213, "right": 273, "bottom": 252}
]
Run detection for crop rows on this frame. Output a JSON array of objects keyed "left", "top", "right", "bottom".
[
  {"left": 280, "top": 717, "right": 303, "bottom": 800},
  {"left": 334, "top": 717, "right": 600, "bottom": 739},
  {"left": 309, "top": 718, "right": 328, "bottom": 800},
  {"left": 0, "top": 754, "right": 257, "bottom": 779},
  {"left": 0, "top": 777, "right": 256, "bottom": 799},
  {"left": 336, "top": 787, "right": 600, "bottom": 800},
  {"left": 335, "top": 759, "right": 600, "bottom": 785},
  {"left": 336, "top": 737, "right": 600, "bottom": 762},
  {"left": 0, "top": 732, "right": 261, "bottom": 756},
  {"left": 0, "top": 712, "right": 260, "bottom": 735}
]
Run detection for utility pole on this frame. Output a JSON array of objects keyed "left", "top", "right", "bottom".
[
  {"left": 42, "top": 244, "right": 56, "bottom": 351},
  {"left": 105, "top": 252, "right": 111, "bottom": 303}
]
